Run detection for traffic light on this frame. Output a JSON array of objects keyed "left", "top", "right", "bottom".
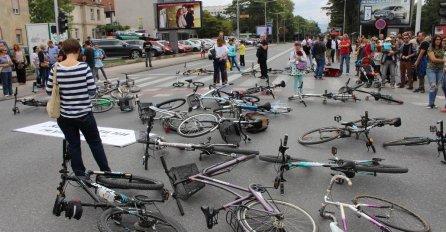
[
  {"left": 58, "top": 11, "right": 68, "bottom": 34},
  {"left": 439, "top": 2, "right": 446, "bottom": 17}
]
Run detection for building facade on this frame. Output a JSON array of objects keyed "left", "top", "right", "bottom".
[
  {"left": 0, "top": 0, "right": 30, "bottom": 47},
  {"left": 203, "top": 5, "right": 229, "bottom": 18},
  {"left": 71, "top": 0, "right": 107, "bottom": 42},
  {"left": 114, "top": 0, "right": 157, "bottom": 37}
]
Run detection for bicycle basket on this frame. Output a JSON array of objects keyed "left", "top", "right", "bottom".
[
  {"left": 169, "top": 163, "right": 205, "bottom": 200},
  {"left": 245, "top": 112, "right": 269, "bottom": 133},
  {"left": 219, "top": 120, "right": 242, "bottom": 145},
  {"left": 118, "top": 96, "right": 134, "bottom": 112}
]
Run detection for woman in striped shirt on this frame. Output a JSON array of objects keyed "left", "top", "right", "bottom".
[{"left": 46, "top": 38, "right": 111, "bottom": 177}]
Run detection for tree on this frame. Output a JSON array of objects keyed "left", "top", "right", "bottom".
[
  {"left": 96, "top": 24, "right": 131, "bottom": 35},
  {"left": 29, "top": 0, "right": 74, "bottom": 23},
  {"left": 197, "top": 11, "right": 233, "bottom": 38},
  {"left": 421, "top": 0, "right": 443, "bottom": 34},
  {"left": 322, "top": 0, "right": 359, "bottom": 35}
]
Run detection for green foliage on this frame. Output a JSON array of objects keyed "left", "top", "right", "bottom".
[
  {"left": 322, "top": 0, "right": 359, "bottom": 35},
  {"left": 197, "top": 11, "right": 233, "bottom": 38},
  {"left": 29, "top": 0, "right": 74, "bottom": 23},
  {"left": 421, "top": 0, "right": 443, "bottom": 33},
  {"left": 96, "top": 24, "right": 131, "bottom": 34}
]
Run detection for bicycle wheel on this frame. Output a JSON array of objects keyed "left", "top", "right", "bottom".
[
  {"left": 237, "top": 199, "right": 317, "bottom": 232},
  {"left": 383, "top": 137, "right": 432, "bottom": 147},
  {"left": 241, "top": 95, "right": 260, "bottom": 103},
  {"left": 98, "top": 208, "right": 187, "bottom": 232},
  {"left": 298, "top": 127, "right": 342, "bottom": 145},
  {"left": 162, "top": 117, "right": 182, "bottom": 131},
  {"left": 129, "top": 85, "right": 141, "bottom": 93},
  {"left": 354, "top": 195, "right": 430, "bottom": 232},
  {"left": 96, "top": 175, "right": 164, "bottom": 190},
  {"left": 246, "top": 87, "right": 260, "bottom": 94},
  {"left": 110, "top": 87, "right": 130, "bottom": 99},
  {"left": 355, "top": 163, "right": 408, "bottom": 174},
  {"left": 172, "top": 82, "right": 185, "bottom": 88},
  {"left": 259, "top": 155, "right": 306, "bottom": 163},
  {"left": 91, "top": 98, "right": 114, "bottom": 113},
  {"left": 213, "top": 107, "right": 241, "bottom": 119},
  {"left": 187, "top": 94, "right": 201, "bottom": 109},
  {"left": 156, "top": 98, "right": 186, "bottom": 110},
  {"left": 177, "top": 113, "right": 219, "bottom": 138}
]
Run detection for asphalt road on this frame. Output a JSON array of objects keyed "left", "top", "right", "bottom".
[{"left": 1, "top": 43, "right": 445, "bottom": 232}]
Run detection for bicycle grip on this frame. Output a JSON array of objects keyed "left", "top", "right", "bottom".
[
  {"left": 283, "top": 134, "right": 289, "bottom": 147},
  {"left": 211, "top": 146, "right": 259, "bottom": 155}
]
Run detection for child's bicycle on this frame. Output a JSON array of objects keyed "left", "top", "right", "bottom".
[{"left": 173, "top": 71, "right": 205, "bottom": 88}]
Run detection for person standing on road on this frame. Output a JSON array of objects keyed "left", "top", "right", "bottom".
[
  {"left": 83, "top": 41, "right": 96, "bottom": 81},
  {"left": 355, "top": 37, "right": 369, "bottom": 76},
  {"left": 0, "top": 47, "right": 13, "bottom": 96},
  {"left": 325, "top": 35, "right": 333, "bottom": 66},
  {"left": 339, "top": 34, "right": 351, "bottom": 76},
  {"left": 413, "top": 32, "right": 429, "bottom": 93},
  {"left": 31, "top": 46, "right": 41, "bottom": 87},
  {"left": 302, "top": 36, "right": 313, "bottom": 69},
  {"left": 38, "top": 44, "right": 50, "bottom": 87},
  {"left": 257, "top": 34, "right": 268, "bottom": 78},
  {"left": 200, "top": 40, "right": 206, "bottom": 59},
  {"left": 239, "top": 41, "right": 246, "bottom": 67},
  {"left": 94, "top": 44, "right": 108, "bottom": 81},
  {"left": 46, "top": 38, "right": 111, "bottom": 177},
  {"left": 57, "top": 42, "right": 66, "bottom": 62},
  {"left": 228, "top": 38, "right": 241, "bottom": 72},
  {"left": 213, "top": 37, "right": 228, "bottom": 85},
  {"left": 47, "top": 40, "right": 59, "bottom": 69},
  {"left": 312, "top": 35, "right": 326, "bottom": 80},
  {"left": 12, "top": 44, "right": 27, "bottom": 85},
  {"left": 289, "top": 41, "right": 307, "bottom": 96},
  {"left": 398, "top": 35, "right": 416, "bottom": 89},
  {"left": 441, "top": 39, "right": 446, "bottom": 112},
  {"left": 143, "top": 40, "right": 153, "bottom": 68},
  {"left": 381, "top": 37, "right": 398, "bottom": 88},
  {"left": 425, "top": 35, "right": 444, "bottom": 109}
]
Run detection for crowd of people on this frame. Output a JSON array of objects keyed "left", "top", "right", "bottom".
[{"left": 297, "top": 31, "right": 446, "bottom": 112}]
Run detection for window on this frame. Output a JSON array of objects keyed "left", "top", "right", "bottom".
[
  {"left": 91, "top": 29, "right": 96, "bottom": 39},
  {"left": 12, "top": 0, "right": 20, "bottom": 14},
  {"left": 16, "top": 29, "right": 22, "bottom": 44},
  {"left": 74, "top": 28, "right": 79, "bottom": 39},
  {"left": 90, "top": 9, "right": 94, "bottom": 20},
  {"left": 97, "top": 9, "right": 100, "bottom": 20}
]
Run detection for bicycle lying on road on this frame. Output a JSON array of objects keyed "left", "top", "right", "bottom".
[
  {"left": 213, "top": 100, "right": 292, "bottom": 119},
  {"left": 91, "top": 88, "right": 134, "bottom": 113},
  {"left": 298, "top": 111, "right": 401, "bottom": 152},
  {"left": 245, "top": 78, "right": 286, "bottom": 99},
  {"left": 383, "top": 120, "right": 446, "bottom": 163},
  {"left": 260, "top": 135, "right": 408, "bottom": 194},
  {"left": 179, "top": 62, "right": 214, "bottom": 76},
  {"left": 158, "top": 145, "right": 318, "bottom": 231},
  {"left": 12, "top": 87, "right": 48, "bottom": 115},
  {"left": 53, "top": 140, "right": 186, "bottom": 232},
  {"left": 338, "top": 78, "right": 404, "bottom": 104},
  {"left": 135, "top": 96, "right": 188, "bottom": 130},
  {"left": 319, "top": 175, "right": 430, "bottom": 232}
]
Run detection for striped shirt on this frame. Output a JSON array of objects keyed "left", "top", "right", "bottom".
[{"left": 46, "top": 62, "right": 96, "bottom": 118}]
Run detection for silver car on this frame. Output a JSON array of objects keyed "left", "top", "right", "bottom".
[{"left": 374, "top": 6, "right": 407, "bottom": 20}]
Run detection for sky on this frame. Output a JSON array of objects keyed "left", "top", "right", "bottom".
[{"left": 202, "top": 0, "right": 330, "bottom": 32}]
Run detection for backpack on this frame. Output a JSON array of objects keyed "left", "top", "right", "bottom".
[
  {"left": 256, "top": 47, "right": 263, "bottom": 59},
  {"left": 208, "top": 48, "right": 216, "bottom": 60},
  {"left": 245, "top": 112, "right": 269, "bottom": 133},
  {"left": 219, "top": 120, "right": 242, "bottom": 145}
]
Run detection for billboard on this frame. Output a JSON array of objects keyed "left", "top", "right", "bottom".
[
  {"left": 156, "top": 1, "right": 202, "bottom": 30},
  {"left": 256, "top": 26, "right": 273, "bottom": 36},
  {"left": 359, "top": 0, "right": 413, "bottom": 27},
  {"left": 434, "top": 25, "right": 446, "bottom": 37}
]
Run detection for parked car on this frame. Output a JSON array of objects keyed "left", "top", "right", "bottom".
[
  {"left": 125, "top": 39, "right": 163, "bottom": 57},
  {"left": 92, "top": 39, "right": 143, "bottom": 59},
  {"left": 179, "top": 40, "right": 201, "bottom": 52},
  {"left": 152, "top": 41, "right": 173, "bottom": 55},
  {"left": 177, "top": 43, "right": 189, "bottom": 53},
  {"left": 373, "top": 6, "right": 407, "bottom": 20}
]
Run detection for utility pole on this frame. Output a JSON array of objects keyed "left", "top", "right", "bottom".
[
  {"left": 415, "top": 0, "right": 421, "bottom": 33},
  {"left": 236, "top": 0, "right": 240, "bottom": 40},
  {"left": 343, "top": 0, "right": 346, "bottom": 35},
  {"left": 271, "top": 12, "right": 281, "bottom": 44},
  {"left": 54, "top": 0, "right": 60, "bottom": 42}
]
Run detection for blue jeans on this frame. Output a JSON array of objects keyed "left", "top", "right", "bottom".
[
  {"left": 228, "top": 56, "right": 240, "bottom": 71},
  {"left": 40, "top": 68, "right": 49, "bottom": 87},
  {"left": 442, "top": 73, "right": 446, "bottom": 107},
  {"left": 315, "top": 58, "right": 325, "bottom": 78},
  {"left": 57, "top": 112, "right": 111, "bottom": 176},
  {"left": 340, "top": 54, "right": 350, "bottom": 74},
  {"left": 213, "top": 59, "right": 227, "bottom": 84},
  {"left": 427, "top": 68, "right": 443, "bottom": 106},
  {"left": 1, "top": 72, "right": 13, "bottom": 95}
]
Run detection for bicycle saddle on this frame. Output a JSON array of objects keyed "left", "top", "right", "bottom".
[
  {"left": 340, "top": 121, "right": 355, "bottom": 126},
  {"left": 258, "top": 102, "right": 271, "bottom": 111},
  {"left": 185, "top": 79, "right": 193, "bottom": 83}
]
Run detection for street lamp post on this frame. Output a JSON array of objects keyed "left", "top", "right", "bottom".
[
  {"left": 236, "top": 0, "right": 240, "bottom": 40},
  {"left": 343, "top": 0, "right": 346, "bottom": 35},
  {"left": 271, "top": 12, "right": 283, "bottom": 44}
]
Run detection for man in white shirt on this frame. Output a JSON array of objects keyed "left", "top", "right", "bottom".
[
  {"left": 31, "top": 46, "right": 41, "bottom": 86},
  {"left": 302, "top": 36, "right": 313, "bottom": 68}
]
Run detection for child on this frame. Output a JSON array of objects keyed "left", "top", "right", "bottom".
[
  {"left": 381, "top": 38, "right": 395, "bottom": 63},
  {"left": 239, "top": 41, "right": 246, "bottom": 66},
  {"left": 289, "top": 42, "right": 308, "bottom": 96}
]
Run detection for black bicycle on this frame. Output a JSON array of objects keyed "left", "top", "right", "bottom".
[
  {"left": 298, "top": 111, "right": 401, "bottom": 152},
  {"left": 383, "top": 120, "right": 446, "bottom": 163},
  {"left": 339, "top": 78, "right": 403, "bottom": 104},
  {"left": 53, "top": 140, "right": 186, "bottom": 232},
  {"left": 245, "top": 78, "right": 286, "bottom": 99},
  {"left": 12, "top": 87, "right": 48, "bottom": 114}
]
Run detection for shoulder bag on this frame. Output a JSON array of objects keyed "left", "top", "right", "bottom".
[{"left": 47, "top": 63, "right": 61, "bottom": 118}]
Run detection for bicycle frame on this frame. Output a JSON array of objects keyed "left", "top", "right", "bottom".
[
  {"left": 320, "top": 175, "right": 392, "bottom": 232},
  {"left": 188, "top": 84, "right": 240, "bottom": 110}
]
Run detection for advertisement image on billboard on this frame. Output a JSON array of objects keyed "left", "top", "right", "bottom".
[
  {"left": 157, "top": 1, "right": 202, "bottom": 30},
  {"left": 256, "top": 26, "right": 273, "bottom": 36},
  {"left": 359, "top": 0, "right": 413, "bottom": 27}
]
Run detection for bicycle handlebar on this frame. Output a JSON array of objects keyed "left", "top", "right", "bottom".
[{"left": 326, "top": 175, "right": 352, "bottom": 194}]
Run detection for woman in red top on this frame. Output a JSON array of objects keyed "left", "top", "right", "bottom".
[{"left": 339, "top": 34, "right": 351, "bottom": 75}]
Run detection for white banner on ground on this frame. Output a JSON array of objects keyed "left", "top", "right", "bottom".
[{"left": 13, "top": 121, "right": 137, "bottom": 147}]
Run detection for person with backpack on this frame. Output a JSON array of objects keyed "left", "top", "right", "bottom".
[
  {"left": 398, "top": 35, "right": 416, "bottom": 89},
  {"left": 312, "top": 35, "right": 326, "bottom": 80},
  {"left": 94, "top": 43, "right": 108, "bottom": 81}
]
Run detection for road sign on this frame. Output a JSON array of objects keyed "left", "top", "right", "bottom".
[
  {"left": 375, "top": 19, "right": 386, "bottom": 30},
  {"left": 266, "top": 22, "right": 273, "bottom": 27}
]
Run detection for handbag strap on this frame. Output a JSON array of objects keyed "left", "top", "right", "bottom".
[{"left": 53, "top": 62, "right": 59, "bottom": 85}]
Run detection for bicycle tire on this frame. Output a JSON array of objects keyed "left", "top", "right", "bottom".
[
  {"left": 237, "top": 199, "right": 317, "bottom": 232},
  {"left": 354, "top": 195, "right": 430, "bottom": 232},
  {"left": 298, "top": 127, "right": 342, "bottom": 145},
  {"left": 355, "top": 164, "right": 408, "bottom": 174},
  {"left": 172, "top": 82, "right": 185, "bottom": 88},
  {"left": 156, "top": 98, "right": 186, "bottom": 111},
  {"left": 383, "top": 137, "right": 432, "bottom": 147},
  {"left": 98, "top": 208, "right": 187, "bottom": 232},
  {"left": 96, "top": 175, "right": 164, "bottom": 190},
  {"left": 246, "top": 87, "right": 260, "bottom": 94},
  {"left": 259, "top": 155, "right": 306, "bottom": 163},
  {"left": 241, "top": 95, "right": 260, "bottom": 103},
  {"left": 110, "top": 87, "right": 130, "bottom": 99},
  {"left": 177, "top": 113, "right": 219, "bottom": 138},
  {"left": 91, "top": 98, "right": 114, "bottom": 113},
  {"left": 129, "top": 85, "right": 141, "bottom": 93},
  {"left": 193, "top": 82, "right": 205, "bottom": 87},
  {"left": 379, "top": 95, "right": 404, "bottom": 104}
]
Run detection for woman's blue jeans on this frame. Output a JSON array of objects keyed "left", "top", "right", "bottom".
[
  {"left": 1, "top": 72, "right": 13, "bottom": 96},
  {"left": 228, "top": 56, "right": 240, "bottom": 71},
  {"left": 426, "top": 68, "right": 443, "bottom": 106}
]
